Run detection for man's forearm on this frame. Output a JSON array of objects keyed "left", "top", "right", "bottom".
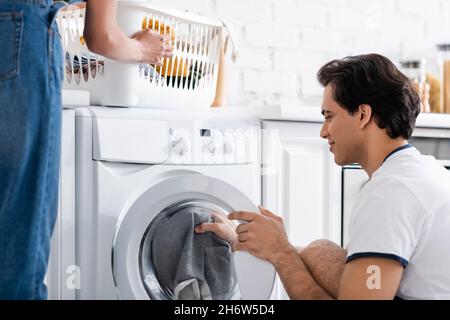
[
  {"left": 299, "top": 239, "right": 347, "bottom": 298},
  {"left": 273, "top": 245, "right": 333, "bottom": 300}
]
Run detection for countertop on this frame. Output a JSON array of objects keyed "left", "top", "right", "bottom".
[
  {"left": 210, "top": 105, "right": 323, "bottom": 122},
  {"left": 211, "top": 105, "right": 450, "bottom": 129},
  {"left": 62, "top": 90, "right": 450, "bottom": 129}
]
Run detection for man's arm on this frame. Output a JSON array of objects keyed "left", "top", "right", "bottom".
[
  {"left": 197, "top": 207, "right": 402, "bottom": 300},
  {"left": 299, "top": 239, "right": 347, "bottom": 298},
  {"left": 297, "top": 240, "right": 404, "bottom": 299},
  {"left": 274, "top": 239, "right": 346, "bottom": 299},
  {"left": 228, "top": 207, "right": 335, "bottom": 300},
  {"left": 338, "top": 257, "right": 404, "bottom": 299},
  {"left": 196, "top": 208, "right": 335, "bottom": 299},
  {"left": 291, "top": 241, "right": 404, "bottom": 299},
  {"left": 273, "top": 244, "right": 334, "bottom": 299}
]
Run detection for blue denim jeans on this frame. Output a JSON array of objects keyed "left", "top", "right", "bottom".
[{"left": 0, "top": 0, "right": 64, "bottom": 299}]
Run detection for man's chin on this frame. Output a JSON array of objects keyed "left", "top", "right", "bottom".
[{"left": 332, "top": 155, "right": 351, "bottom": 166}]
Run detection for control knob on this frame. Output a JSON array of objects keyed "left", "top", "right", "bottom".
[{"left": 172, "top": 136, "right": 190, "bottom": 156}]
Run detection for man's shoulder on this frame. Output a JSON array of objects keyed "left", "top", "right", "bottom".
[
  {"left": 373, "top": 151, "right": 450, "bottom": 192},
  {"left": 360, "top": 158, "right": 450, "bottom": 219},
  {"left": 354, "top": 173, "right": 428, "bottom": 223},
  {"left": 363, "top": 174, "right": 414, "bottom": 197}
]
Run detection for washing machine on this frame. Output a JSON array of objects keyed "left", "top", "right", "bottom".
[{"left": 74, "top": 107, "right": 275, "bottom": 299}]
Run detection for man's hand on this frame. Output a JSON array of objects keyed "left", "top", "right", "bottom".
[
  {"left": 195, "top": 211, "right": 238, "bottom": 247},
  {"left": 228, "top": 206, "right": 294, "bottom": 265}
]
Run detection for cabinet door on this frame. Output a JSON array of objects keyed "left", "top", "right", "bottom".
[
  {"left": 281, "top": 137, "right": 340, "bottom": 244},
  {"left": 262, "top": 121, "right": 341, "bottom": 299},
  {"left": 263, "top": 121, "right": 341, "bottom": 245}
]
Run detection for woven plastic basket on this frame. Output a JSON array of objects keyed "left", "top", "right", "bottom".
[{"left": 56, "top": 1, "right": 225, "bottom": 109}]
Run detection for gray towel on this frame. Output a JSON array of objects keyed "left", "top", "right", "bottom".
[{"left": 151, "top": 207, "right": 241, "bottom": 300}]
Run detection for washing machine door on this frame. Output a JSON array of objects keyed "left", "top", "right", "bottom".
[{"left": 112, "top": 173, "right": 276, "bottom": 300}]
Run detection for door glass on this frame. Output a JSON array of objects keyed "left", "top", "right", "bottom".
[{"left": 139, "top": 200, "right": 241, "bottom": 300}]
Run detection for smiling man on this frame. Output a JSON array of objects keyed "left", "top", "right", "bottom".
[{"left": 197, "top": 54, "right": 450, "bottom": 299}]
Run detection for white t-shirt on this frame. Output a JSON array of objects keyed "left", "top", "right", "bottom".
[{"left": 346, "top": 145, "right": 450, "bottom": 299}]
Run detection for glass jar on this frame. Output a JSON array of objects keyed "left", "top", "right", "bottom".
[
  {"left": 399, "top": 59, "right": 430, "bottom": 113},
  {"left": 425, "top": 44, "right": 450, "bottom": 113},
  {"left": 436, "top": 44, "right": 450, "bottom": 114}
]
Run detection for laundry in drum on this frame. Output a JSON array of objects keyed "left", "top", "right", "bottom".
[{"left": 148, "top": 208, "right": 241, "bottom": 300}]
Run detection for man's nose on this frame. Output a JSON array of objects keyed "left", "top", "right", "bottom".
[{"left": 320, "top": 122, "right": 329, "bottom": 139}]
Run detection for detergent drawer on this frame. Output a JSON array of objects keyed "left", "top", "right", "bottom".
[{"left": 93, "top": 117, "right": 168, "bottom": 164}]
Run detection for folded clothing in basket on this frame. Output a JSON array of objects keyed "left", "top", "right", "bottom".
[
  {"left": 157, "top": 57, "right": 190, "bottom": 78},
  {"left": 166, "top": 61, "right": 205, "bottom": 89}
]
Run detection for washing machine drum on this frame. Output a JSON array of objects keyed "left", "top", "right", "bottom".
[{"left": 112, "top": 174, "right": 275, "bottom": 300}]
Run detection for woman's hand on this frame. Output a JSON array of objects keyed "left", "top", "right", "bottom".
[
  {"left": 131, "top": 29, "right": 174, "bottom": 65},
  {"left": 195, "top": 211, "right": 238, "bottom": 247}
]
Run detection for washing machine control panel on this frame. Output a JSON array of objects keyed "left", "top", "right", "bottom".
[{"left": 168, "top": 125, "right": 257, "bottom": 165}]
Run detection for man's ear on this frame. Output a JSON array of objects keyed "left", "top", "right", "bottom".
[{"left": 357, "top": 104, "right": 372, "bottom": 129}]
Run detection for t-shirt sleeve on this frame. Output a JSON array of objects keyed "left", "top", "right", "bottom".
[{"left": 346, "top": 177, "right": 428, "bottom": 268}]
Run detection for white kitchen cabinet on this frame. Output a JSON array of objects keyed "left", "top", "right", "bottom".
[
  {"left": 262, "top": 120, "right": 342, "bottom": 299},
  {"left": 46, "top": 108, "right": 76, "bottom": 300}
]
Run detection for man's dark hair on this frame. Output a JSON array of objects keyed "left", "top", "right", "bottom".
[{"left": 317, "top": 54, "right": 420, "bottom": 139}]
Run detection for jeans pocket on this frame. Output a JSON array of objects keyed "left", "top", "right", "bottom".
[{"left": 0, "top": 11, "right": 23, "bottom": 81}]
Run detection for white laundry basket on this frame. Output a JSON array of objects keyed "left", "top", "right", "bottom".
[{"left": 56, "top": 1, "right": 225, "bottom": 109}]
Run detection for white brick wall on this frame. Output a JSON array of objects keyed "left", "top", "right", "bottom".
[
  {"left": 274, "top": 0, "right": 327, "bottom": 28},
  {"left": 243, "top": 70, "right": 298, "bottom": 94},
  {"left": 244, "top": 23, "right": 301, "bottom": 48},
  {"left": 149, "top": 0, "right": 450, "bottom": 106},
  {"left": 215, "top": 0, "right": 271, "bottom": 22}
]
